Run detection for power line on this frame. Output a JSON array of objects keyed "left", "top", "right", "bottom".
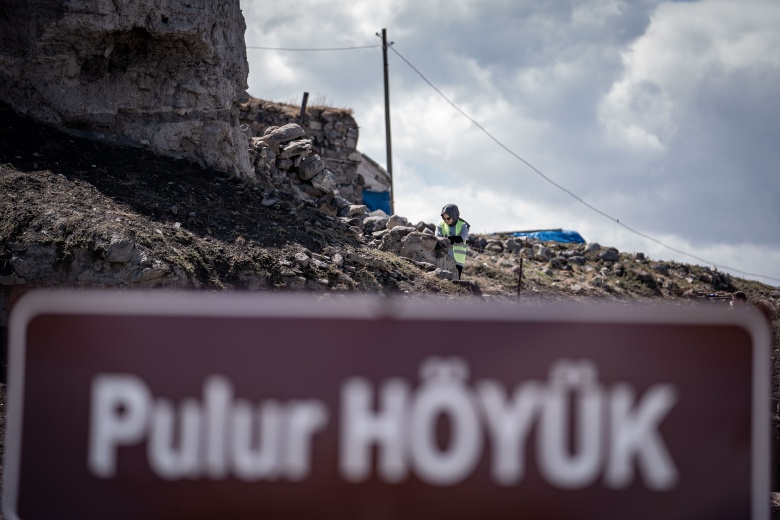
[
  {"left": 388, "top": 45, "right": 780, "bottom": 285},
  {"left": 246, "top": 44, "right": 381, "bottom": 51}
]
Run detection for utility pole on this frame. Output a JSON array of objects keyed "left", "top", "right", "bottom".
[{"left": 378, "top": 28, "right": 394, "bottom": 214}]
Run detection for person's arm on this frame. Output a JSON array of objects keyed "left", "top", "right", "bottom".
[
  {"left": 435, "top": 223, "right": 444, "bottom": 237},
  {"left": 447, "top": 221, "right": 468, "bottom": 243}
]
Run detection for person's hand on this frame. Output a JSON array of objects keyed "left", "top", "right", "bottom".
[{"left": 447, "top": 235, "right": 456, "bottom": 243}]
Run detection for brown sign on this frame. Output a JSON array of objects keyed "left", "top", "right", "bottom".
[{"left": 3, "top": 291, "right": 771, "bottom": 520}]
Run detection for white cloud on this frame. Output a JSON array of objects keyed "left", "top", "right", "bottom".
[
  {"left": 571, "top": 0, "right": 624, "bottom": 26},
  {"left": 600, "top": 0, "right": 780, "bottom": 150},
  {"left": 600, "top": 79, "right": 674, "bottom": 151}
]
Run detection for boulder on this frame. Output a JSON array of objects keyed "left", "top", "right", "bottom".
[
  {"left": 534, "top": 245, "right": 553, "bottom": 262},
  {"left": 434, "top": 268, "right": 454, "bottom": 280},
  {"left": 293, "top": 252, "right": 311, "bottom": 269},
  {"left": 520, "top": 247, "right": 535, "bottom": 259},
  {"left": 260, "top": 124, "right": 306, "bottom": 150},
  {"left": 386, "top": 225, "right": 417, "bottom": 242},
  {"left": 584, "top": 242, "right": 601, "bottom": 254},
  {"left": 298, "top": 154, "right": 326, "bottom": 181},
  {"left": 278, "top": 138, "right": 313, "bottom": 160},
  {"left": 485, "top": 240, "right": 504, "bottom": 253},
  {"left": 652, "top": 263, "right": 670, "bottom": 276},
  {"left": 375, "top": 230, "right": 457, "bottom": 272},
  {"left": 386, "top": 215, "right": 410, "bottom": 230},
  {"left": 363, "top": 216, "right": 389, "bottom": 234},
  {"left": 400, "top": 232, "right": 438, "bottom": 257},
  {"left": 310, "top": 169, "right": 337, "bottom": 194},
  {"left": 339, "top": 205, "right": 369, "bottom": 218},
  {"left": 598, "top": 248, "right": 620, "bottom": 262},
  {"left": 107, "top": 236, "right": 136, "bottom": 264},
  {"left": 506, "top": 237, "right": 526, "bottom": 253}
]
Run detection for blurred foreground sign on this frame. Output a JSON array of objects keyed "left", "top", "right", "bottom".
[{"left": 3, "top": 291, "right": 771, "bottom": 520}]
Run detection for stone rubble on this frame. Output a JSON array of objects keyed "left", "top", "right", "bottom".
[
  {"left": 1, "top": 198, "right": 762, "bottom": 304},
  {"left": 461, "top": 234, "right": 746, "bottom": 300},
  {"left": 239, "top": 100, "right": 364, "bottom": 204}
]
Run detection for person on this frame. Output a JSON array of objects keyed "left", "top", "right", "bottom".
[
  {"left": 730, "top": 291, "right": 748, "bottom": 309},
  {"left": 435, "top": 203, "right": 469, "bottom": 279}
]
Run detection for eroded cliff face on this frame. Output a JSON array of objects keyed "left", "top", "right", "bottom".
[{"left": 0, "top": 0, "right": 253, "bottom": 178}]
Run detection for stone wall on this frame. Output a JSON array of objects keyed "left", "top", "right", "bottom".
[
  {"left": 0, "top": 0, "right": 253, "bottom": 178},
  {"left": 238, "top": 98, "right": 363, "bottom": 203}
]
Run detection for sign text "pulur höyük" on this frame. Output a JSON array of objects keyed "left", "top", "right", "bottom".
[{"left": 89, "top": 357, "right": 678, "bottom": 490}]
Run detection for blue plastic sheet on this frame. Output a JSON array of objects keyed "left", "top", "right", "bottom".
[
  {"left": 362, "top": 190, "right": 392, "bottom": 214},
  {"left": 510, "top": 229, "right": 585, "bottom": 244}
]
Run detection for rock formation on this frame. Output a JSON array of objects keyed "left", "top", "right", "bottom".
[
  {"left": 0, "top": 0, "right": 253, "bottom": 178},
  {"left": 239, "top": 99, "right": 364, "bottom": 203}
]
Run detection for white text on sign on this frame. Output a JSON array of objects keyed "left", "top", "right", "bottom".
[{"left": 88, "top": 358, "right": 678, "bottom": 490}]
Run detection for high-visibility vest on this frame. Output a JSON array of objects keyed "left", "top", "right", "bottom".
[{"left": 442, "top": 219, "right": 467, "bottom": 266}]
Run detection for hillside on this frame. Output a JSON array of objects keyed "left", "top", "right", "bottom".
[
  {"left": 2, "top": 101, "right": 780, "bottom": 514},
  {"left": 3, "top": 102, "right": 778, "bottom": 302}
]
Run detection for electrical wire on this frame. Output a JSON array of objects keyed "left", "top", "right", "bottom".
[
  {"left": 389, "top": 45, "right": 780, "bottom": 285},
  {"left": 247, "top": 44, "right": 381, "bottom": 51}
]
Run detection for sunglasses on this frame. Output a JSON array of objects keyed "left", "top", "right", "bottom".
[{"left": 442, "top": 215, "right": 453, "bottom": 222}]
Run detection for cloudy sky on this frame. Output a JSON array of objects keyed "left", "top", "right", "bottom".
[{"left": 240, "top": 0, "right": 780, "bottom": 286}]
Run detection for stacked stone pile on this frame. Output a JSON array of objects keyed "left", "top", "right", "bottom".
[
  {"left": 284, "top": 210, "right": 460, "bottom": 281},
  {"left": 249, "top": 123, "right": 338, "bottom": 202},
  {"left": 307, "top": 210, "right": 461, "bottom": 280},
  {"left": 248, "top": 121, "right": 391, "bottom": 225},
  {"left": 241, "top": 207, "right": 460, "bottom": 282},
  {"left": 370, "top": 216, "right": 458, "bottom": 278},
  {"left": 239, "top": 99, "right": 364, "bottom": 203}
]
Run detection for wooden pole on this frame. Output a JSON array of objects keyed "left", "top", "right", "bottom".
[
  {"left": 299, "top": 92, "right": 309, "bottom": 126},
  {"left": 516, "top": 257, "right": 523, "bottom": 301},
  {"left": 380, "top": 28, "right": 394, "bottom": 214}
]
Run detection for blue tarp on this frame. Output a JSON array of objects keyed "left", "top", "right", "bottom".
[
  {"left": 510, "top": 229, "right": 585, "bottom": 244},
  {"left": 362, "top": 190, "right": 392, "bottom": 215}
]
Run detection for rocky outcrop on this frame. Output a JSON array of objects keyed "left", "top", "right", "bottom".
[
  {"left": 6, "top": 238, "right": 183, "bottom": 290},
  {"left": 239, "top": 99, "right": 363, "bottom": 202},
  {"left": 0, "top": 0, "right": 253, "bottom": 178},
  {"left": 356, "top": 215, "right": 459, "bottom": 279},
  {"left": 247, "top": 121, "right": 370, "bottom": 219}
]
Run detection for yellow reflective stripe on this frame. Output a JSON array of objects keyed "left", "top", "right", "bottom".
[
  {"left": 442, "top": 220, "right": 467, "bottom": 265},
  {"left": 441, "top": 220, "right": 463, "bottom": 235}
]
